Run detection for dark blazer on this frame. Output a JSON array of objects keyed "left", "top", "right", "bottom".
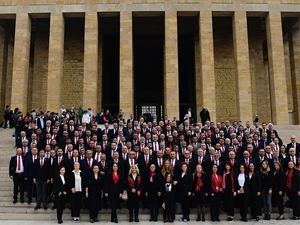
[
  {"left": 86, "top": 173, "right": 103, "bottom": 211},
  {"left": 144, "top": 172, "right": 162, "bottom": 195},
  {"left": 287, "top": 142, "right": 300, "bottom": 156},
  {"left": 33, "top": 158, "right": 51, "bottom": 182},
  {"left": 126, "top": 174, "right": 143, "bottom": 196},
  {"left": 24, "top": 155, "right": 38, "bottom": 179},
  {"left": 177, "top": 172, "right": 192, "bottom": 194},
  {"left": 104, "top": 172, "right": 123, "bottom": 196},
  {"left": 9, "top": 155, "right": 25, "bottom": 176},
  {"left": 192, "top": 172, "right": 209, "bottom": 193},
  {"left": 248, "top": 171, "right": 261, "bottom": 193},
  {"left": 53, "top": 174, "right": 68, "bottom": 194},
  {"left": 234, "top": 173, "right": 250, "bottom": 194},
  {"left": 273, "top": 171, "right": 285, "bottom": 193},
  {"left": 286, "top": 169, "right": 300, "bottom": 192},
  {"left": 52, "top": 157, "right": 67, "bottom": 178},
  {"left": 80, "top": 158, "right": 98, "bottom": 177}
]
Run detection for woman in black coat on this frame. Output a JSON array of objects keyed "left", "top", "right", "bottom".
[
  {"left": 126, "top": 164, "right": 143, "bottom": 222},
  {"left": 235, "top": 164, "right": 250, "bottom": 222},
  {"left": 192, "top": 164, "right": 208, "bottom": 221},
  {"left": 54, "top": 166, "right": 68, "bottom": 224},
  {"left": 223, "top": 161, "right": 236, "bottom": 221},
  {"left": 260, "top": 160, "right": 273, "bottom": 220},
  {"left": 248, "top": 162, "right": 261, "bottom": 221},
  {"left": 104, "top": 163, "right": 123, "bottom": 223},
  {"left": 145, "top": 164, "right": 162, "bottom": 222},
  {"left": 177, "top": 162, "right": 192, "bottom": 222},
  {"left": 285, "top": 161, "right": 300, "bottom": 220},
  {"left": 85, "top": 165, "right": 103, "bottom": 223},
  {"left": 272, "top": 161, "right": 285, "bottom": 220},
  {"left": 68, "top": 161, "right": 85, "bottom": 223}
]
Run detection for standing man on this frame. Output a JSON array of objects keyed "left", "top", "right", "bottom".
[
  {"left": 3, "top": 105, "right": 9, "bottom": 128},
  {"left": 9, "top": 148, "right": 25, "bottom": 203}
]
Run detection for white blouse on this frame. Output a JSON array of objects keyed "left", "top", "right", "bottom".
[
  {"left": 73, "top": 170, "right": 82, "bottom": 192},
  {"left": 238, "top": 174, "right": 245, "bottom": 187},
  {"left": 60, "top": 174, "right": 65, "bottom": 185}
]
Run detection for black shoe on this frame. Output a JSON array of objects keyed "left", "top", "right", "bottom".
[
  {"left": 94, "top": 219, "right": 99, "bottom": 222},
  {"left": 216, "top": 218, "right": 220, "bottom": 222},
  {"left": 244, "top": 218, "right": 248, "bottom": 222},
  {"left": 111, "top": 218, "right": 114, "bottom": 222},
  {"left": 13, "top": 200, "right": 17, "bottom": 204},
  {"left": 267, "top": 214, "right": 270, "bottom": 220},
  {"left": 240, "top": 218, "right": 244, "bottom": 221},
  {"left": 44, "top": 206, "right": 47, "bottom": 210},
  {"left": 212, "top": 218, "right": 215, "bottom": 222},
  {"left": 154, "top": 217, "right": 158, "bottom": 222},
  {"left": 263, "top": 214, "right": 268, "bottom": 220},
  {"left": 129, "top": 217, "right": 133, "bottom": 222},
  {"left": 276, "top": 216, "right": 285, "bottom": 220},
  {"left": 196, "top": 217, "right": 201, "bottom": 222},
  {"left": 256, "top": 217, "right": 259, "bottom": 221},
  {"left": 202, "top": 217, "right": 205, "bottom": 222},
  {"left": 20, "top": 199, "right": 24, "bottom": 203},
  {"left": 291, "top": 216, "right": 299, "bottom": 220},
  {"left": 229, "top": 218, "right": 233, "bottom": 221},
  {"left": 150, "top": 216, "right": 154, "bottom": 221},
  {"left": 58, "top": 220, "right": 63, "bottom": 224},
  {"left": 135, "top": 217, "right": 139, "bottom": 222},
  {"left": 34, "top": 205, "right": 40, "bottom": 210},
  {"left": 115, "top": 218, "right": 118, "bottom": 223},
  {"left": 90, "top": 219, "right": 94, "bottom": 223},
  {"left": 51, "top": 206, "right": 57, "bottom": 210},
  {"left": 27, "top": 200, "right": 31, "bottom": 204}
]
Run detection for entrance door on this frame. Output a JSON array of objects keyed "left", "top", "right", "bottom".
[{"left": 136, "top": 103, "right": 163, "bottom": 120}]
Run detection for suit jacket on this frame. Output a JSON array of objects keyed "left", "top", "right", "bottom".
[
  {"left": 9, "top": 155, "right": 25, "bottom": 176},
  {"left": 68, "top": 170, "right": 85, "bottom": 191},
  {"left": 81, "top": 158, "right": 98, "bottom": 177},
  {"left": 104, "top": 172, "right": 123, "bottom": 196},
  {"left": 272, "top": 170, "right": 285, "bottom": 193},
  {"left": 53, "top": 174, "right": 68, "bottom": 194},
  {"left": 267, "top": 129, "right": 279, "bottom": 138},
  {"left": 287, "top": 142, "right": 300, "bottom": 156},
  {"left": 248, "top": 171, "right": 261, "bottom": 192},
  {"left": 33, "top": 158, "right": 51, "bottom": 182},
  {"left": 177, "top": 172, "right": 192, "bottom": 193},
  {"left": 240, "top": 158, "right": 256, "bottom": 167},
  {"left": 24, "top": 155, "right": 38, "bottom": 179},
  {"left": 52, "top": 156, "right": 67, "bottom": 178},
  {"left": 234, "top": 173, "right": 250, "bottom": 194},
  {"left": 138, "top": 154, "right": 154, "bottom": 176}
]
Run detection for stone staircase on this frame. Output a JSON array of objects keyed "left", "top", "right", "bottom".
[{"left": 0, "top": 126, "right": 299, "bottom": 221}]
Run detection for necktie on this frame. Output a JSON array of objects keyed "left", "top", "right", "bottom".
[
  {"left": 145, "top": 156, "right": 148, "bottom": 166},
  {"left": 172, "top": 160, "right": 175, "bottom": 167},
  {"left": 186, "top": 159, "right": 188, "bottom": 164},
  {"left": 255, "top": 142, "right": 258, "bottom": 148},
  {"left": 47, "top": 152, "right": 49, "bottom": 159},
  {"left": 104, "top": 143, "right": 106, "bottom": 151},
  {"left": 75, "top": 158, "right": 77, "bottom": 162},
  {"left": 32, "top": 129, "right": 34, "bottom": 134},
  {"left": 231, "top": 160, "right": 234, "bottom": 166},
  {"left": 105, "top": 129, "right": 107, "bottom": 134},
  {"left": 71, "top": 126, "right": 73, "bottom": 132},
  {"left": 38, "top": 135, "right": 40, "bottom": 141},
  {"left": 58, "top": 157, "right": 61, "bottom": 166},
  {"left": 159, "top": 159, "right": 162, "bottom": 168},
  {"left": 261, "top": 157, "right": 263, "bottom": 163},
  {"left": 154, "top": 143, "right": 157, "bottom": 152},
  {"left": 246, "top": 159, "right": 248, "bottom": 167},
  {"left": 23, "top": 148, "right": 26, "bottom": 157},
  {"left": 75, "top": 137, "right": 77, "bottom": 144},
  {"left": 40, "top": 159, "right": 43, "bottom": 168},
  {"left": 33, "top": 156, "right": 36, "bottom": 163},
  {"left": 102, "top": 162, "right": 105, "bottom": 170},
  {"left": 123, "top": 154, "right": 126, "bottom": 161},
  {"left": 211, "top": 155, "right": 214, "bottom": 161},
  {"left": 141, "top": 145, "right": 144, "bottom": 152},
  {"left": 18, "top": 156, "right": 21, "bottom": 171},
  {"left": 97, "top": 153, "right": 100, "bottom": 162},
  {"left": 69, "top": 153, "right": 71, "bottom": 159},
  {"left": 268, "top": 154, "right": 271, "bottom": 159},
  {"left": 275, "top": 158, "right": 278, "bottom": 162},
  {"left": 199, "top": 157, "right": 202, "bottom": 165},
  {"left": 88, "top": 159, "right": 91, "bottom": 169},
  {"left": 131, "top": 159, "right": 133, "bottom": 166}
]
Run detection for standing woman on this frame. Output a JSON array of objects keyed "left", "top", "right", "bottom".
[
  {"left": 272, "top": 162, "right": 285, "bottom": 220},
  {"left": 279, "top": 145, "right": 287, "bottom": 159},
  {"left": 209, "top": 164, "right": 223, "bottom": 222},
  {"left": 260, "top": 160, "right": 273, "bottom": 220},
  {"left": 235, "top": 164, "right": 250, "bottom": 222},
  {"left": 192, "top": 164, "right": 208, "bottom": 222},
  {"left": 127, "top": 165, "right": 143, "bottom": 222},
  {"left": 161, "top": 159, "right": 174, "bottom": 178},
  {"left": 86, "top": 165, "right": 103, "bottom": 223},
  {"left": 177, "top": 162, "right": 192, "bottom": 222},
  {"left": 285, "top": 161, "right": 300, "bottom": 220},
  {"left": 162, "top": 173, "right": 177, "bottom": 223},
  {"left": 145, "top": 164, "right": 162, "bottom": 222},
  {"left": 104, "top": 163, "right": 123, "bottom": 223},
  {"left": 68, "top": 161, "right": 85, "bottom": 223},
  {"left": 54, "top": 166, "right": 68, "bottom": 224},
  {"left": 223, "top": 162, "right": 236, "bottom": 221},
  {"left": 248, "top": 162, "right": 261, "bottom": 221}
]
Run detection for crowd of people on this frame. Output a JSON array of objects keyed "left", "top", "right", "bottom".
[{"left": 6, "top": 105, "right": 300, "bottom": 224}]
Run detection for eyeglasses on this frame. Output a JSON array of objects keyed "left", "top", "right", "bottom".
[{"left": 129, "top": 154, "right": 134, "bottom": 155}]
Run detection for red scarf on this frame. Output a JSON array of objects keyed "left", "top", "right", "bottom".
[
  {"left": 285, "top": 169, "right": 293, "bottom": 189},
  {"left": 195, "top": 173, "right": 203, "bottom": 191},
  {"left": 112, "top": 172, "right": 119, "bottom": 184},
  {"left": 128, "top": 175, "right": 142, "bottom": 196},
  {"left": 211, "top": 173, "right": 223, "bottom": 193},
  {"left": 150, "top": 172, "right": 155, "bottom": 183},
  {"left": 263, "top": 168, "right": 267, "bottom": 174}
]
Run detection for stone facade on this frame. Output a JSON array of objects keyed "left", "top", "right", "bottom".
[{"left": 0, "top": 1, "right": 299, "bottom": 124}]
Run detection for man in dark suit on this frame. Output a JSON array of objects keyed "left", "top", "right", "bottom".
[
  {"left": 108, "top": 122, "right": 118, "bottom": 142},
  {"left": 81, "top": 150, "right": 97, "bottom": 177},
  {"left": 267, "top": 123, "right": 279, "bottom": 138},
  {"left": 240, "top": 150, "right": 256, "bottom": 168},
  {"left": 98, "top": 154, "right": 109, "bottom": 209},
  {"left": 9, "top": 148, "right": 25, "bottom": 203},
  {"left": 228, "top": 150, "right": 239, "bottom": 173},
  {"left": 181, "top": 151, "right": 196, "bottom": 174},
  {"left": 26, "top": 123, "right": 36, "bottom": 139},
  {"left": 52, "top": 148, "right": 67, "bottom": 178},
  {"left": 269, "top": 150, "right": 282, "bottom": 171},
  {"left": 255, "top": 148, "right": 269, "bottom": 170},
  {"left": 24, "top": 147, "right": 39, "bottom": 204},
  {"left": 284, "top": 147, "right": 298, "bottom": 171},
  {"left": 287, "top": 135, "right": 300, "bottom": 156},
  {"left": 33, "top": 149, "right": 51, "bottom": 209},
  {"left": 209, "top": 151, "right": 224, "bottom": 175}
]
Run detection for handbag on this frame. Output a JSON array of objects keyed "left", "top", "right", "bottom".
[{"left": 122, "top": 190, "right": 128, "bottom": 201}]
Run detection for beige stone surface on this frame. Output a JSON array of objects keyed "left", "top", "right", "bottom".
[
  {"left": 10, "top": 13, "right": 31, "bottom": 113},
  {"left": 4, "top": 36, "right": 13, "bottom": 108},
  {"left": 266, "top": 11, "right": 289, "bottom": 125},
  {"left": 284, "top": 40, "right": 294, "bottom": 115},
  {"left": 83, "top": 12, "right": 98, "bottom": 111},
  {"left": 0, "top": 26, "right": 7, "bottom": 117},
  {"left": 46, "top": 13, "right": 64, "bottom": 112},
  {"left": 164, "top": 11, "right": 179, "bottom": 119},
  {"left": 232, "top": 11, "right": 252, "bottom": 124},
  {"left": 198, "top": 11, "right": 216, "bottom": 123},
  {"left": 119, "top": 11, "right": 134, "bottom": 119},
  {"left": 97, "top": 34, "right": 103, "bottom": 113}
]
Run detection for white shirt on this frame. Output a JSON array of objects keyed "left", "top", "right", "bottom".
[
  {"left": 73, "top": 171, "right": 82, "bottom": 192},
  {"left": 60, "top": 174, "right": 65, "bottom": 185},
  {"left": 16, "top": 155, "right": 24, "bottom": 173},
  {"left": 238, "top": 174, "right": 245, "bottom": 188}
]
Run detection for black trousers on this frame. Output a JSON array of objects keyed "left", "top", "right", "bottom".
[
  {"left": 109, "top": 195, "right": 119, "bottom": 219},
  {"left": 128, "top": 194, "right": 140, "bottom": 218},
  {"left": 210, "top": 192, "right": 221, "bottom": 220},
  {"left": 224, "top": 190, "right": 234, "bottom": 216},
  {"left": 249, "top": 191, "right": 260, "bottom": 217},
  {"left": 36, "top": 181, "right": 47, "bottom": 207},
  {"left": 26, "top": 178, "right": 36, "bottom": 202},
  {"left": 149, "top": 194, "right": 159, "bottom": 218},
  {"left": 89, "top": 210, "right": 98, "bottom": 220},
  {"left": 71, "top": 192, "right": 82, "bottom": 217},
  {"left": 180, "top": 193, "right": 190, "bottom": 219},
  {"left": 238, "top": 193, "right": 249, "bottom": 218},
  {"left": 165, "top": 195, "right": 175, "bottom": 217},
  {"left": 287, "top": 190, "right": 300, "bottom": 217},
  {"left": 273, "top": 192, "right": 284, "bottom": 215},
  {"left": 13, "top": 173, "right": 24, "bottom": 201},
  {"left": 56, "top": 194, "right": 66, "bottom": 221}
]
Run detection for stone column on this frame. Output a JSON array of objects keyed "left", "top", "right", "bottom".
[
  {"left": 232, "top": 11, "right": 252, "bottom": 124},
  {"left": 83, "top": 12, "right": 98, "bottom": 111},
  {"left": 266, "top": 12, "right": 289, "bottom": 124},
  {"left": 97, "top": 34, "right": 103, "bottom": 113},
  {"left": 5, "top": 36, "right": 13, "bottom": 107},
  {"left": 164, "top": 11, "right": 179, "bottom": 119},
  {"left": 120, "top": 11, "right": 133, "bottom": 120},
  {"left": 289, "top": 26, "right": 300, "bottom": 124},
  {"left": 199, "top": 11, "right": 216, "bottom": 123},
  {"left": 0, "top": 26, "right": 8, "bottom": 117},
  {"left": 46, "top": 13, "right": 65, "bottom": 112},
  {"left": 11, "top": 13, "right": 31, "bottom": 113}
]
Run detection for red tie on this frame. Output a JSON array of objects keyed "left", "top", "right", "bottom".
[
  {"left": 104, "top": 143, "right": 106, "bottom": 151},
  {"left": 37, "top": 135, "right": 40, "bottom": 141},
  {"left": 194, "top": 145, "right": 196, "bottom": 151},
  {"left": 33, "top": 156, "right": 36, "bottom": 163},
  {"left": 123, "top": 154, "right": 126, "bottom": 161},
  {"left": 18, "top": 156, "right": 21, "bottom": 170},
  {"left": 75, "top": 138, "right": 77, "bottom": 145},
  {"left": 23, "top": 148, "right": 26, "bottom": 157},
  {"left": 261, "top": 157, "right": 263, "bottom": 163},
  {"left": 145, "top": 156, "right": 148, "bottom": 167},
  {"left": 88, "top": 159, "right": 91, "bottom": 169},
  {"left": 186, "top": 159, "right": 188, "bottom": 164},
  {"left": 97, "top": 154, "right": 100, "bottom": 162},
  {"left": 211, "top": 156, "right": 214, "bottom": 161},
  {"left": 71, "top": 126, "right": 73, "bottom": 132},
  {"left": 58, "top": 157, "right": 61, "bottom": 166},
  {"left": 159, "top": 159, "right": 162, "bottom": 168},
  {"left": 231, "top": 160, "right": 234, "bottom": 166},
  {"left": 268, "top": 154, "right": 271, "bottom": 159},
  {"left": 87, "top": 139, "right": 90, "bottom": 145},
  {"left": 172, "top": 160, "right": 175, "bottom": 167},
  {"left": 105, "top": 129, "right": 107, "bottom": 134},
  {"left": 102, "top": 162, "right": 105, "bottom": 170},
  {"left": 246, "top": 160, "right": 248, "bottom": 167},
  {"left": 141, "top": 145, "right": 144, "bottom": 152},
  {"left": 69, "top": 153, "right": 71, "bottom": 159},
  {"left": 47, "top": 152, "right": 49, "bottom": 159},
  {"left": 154, "top": 143, "right": 157, "bottom": 152},
  {"left": 32, "top": 129, "right": 34, "bottom": 134},
  {"left": 129, "top": 130, "right": 131, "bottom": 135},
  {"left": 131, "top": 159, "right": 133, "bottom": 166},
  {"left": 199, "top": 157, "right": 202, "bottom": 165},
  {"left": 40, "top": 159, "right": 43, "bottom": 168},
  {"left": 255, "top": 142, "right": 258, "bottom": 148}
]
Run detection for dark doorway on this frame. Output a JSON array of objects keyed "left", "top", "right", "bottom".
[
  {"left": 133, "top": 15, "right": 164, "bottom": 119},
  {"left": 178, "top": 16, "right": 197, "bottom": 123},
  {"left": 100, "top": 15, "right": 120, "bottom": 116}
]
